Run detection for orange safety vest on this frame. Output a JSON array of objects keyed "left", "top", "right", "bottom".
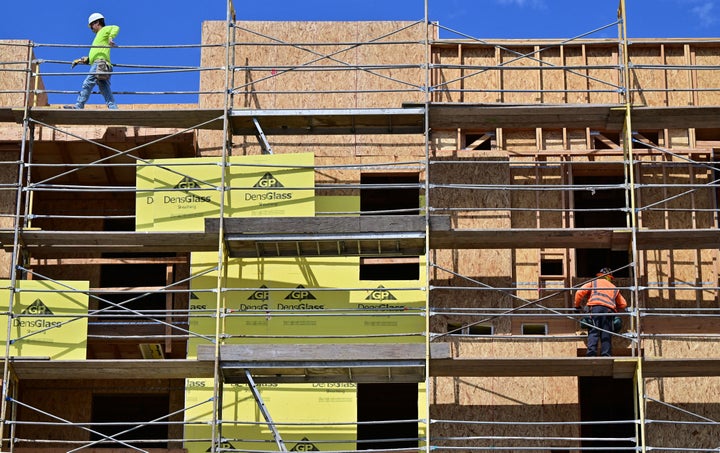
[{"left": 574, "top": 278, "right": 627, "bottom": 312}]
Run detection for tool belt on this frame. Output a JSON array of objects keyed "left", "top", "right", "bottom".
[{"left": 95, "top": 60, "right": 112, "bottom": 81}]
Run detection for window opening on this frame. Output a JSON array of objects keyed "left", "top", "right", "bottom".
[
  {"left": 357, "top": 383, "right": 418, "bottom": 450},
  {"left": 448, "top": 323, "right": 493, "bottom": 335},
  {"left": 463, "top": 132, "right": 493, "bottom": 150},
  {"left": 540, "top": 258, "right": 563, "bottom": 276},
  {"left": 521, "top": 324, "right": 547, "bottom": 335},
  {"left": 359, "top": 174, "right": 420, "bottom": 281},
  {"left": 91, "top": 394, "right": 169, "bottom": 448},
  {"left": 99, "top": 217, "right": 173, "bottom": 320},
  {"left": 468, "top": 324, "right": 493, "bottom": 335}
]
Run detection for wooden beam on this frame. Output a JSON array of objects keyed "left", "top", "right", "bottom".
[
  {"left": 9, "top": 359, "right": 214, "bottom": 380},
  {"left": 198, "top": 343, "right": 451, "bottom": 362}
]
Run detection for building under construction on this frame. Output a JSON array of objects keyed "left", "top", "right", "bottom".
[{"left": 0, "top": 1, "right": 719, "bottom": 451}]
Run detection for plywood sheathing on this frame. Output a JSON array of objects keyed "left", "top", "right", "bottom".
[
  {"left": 198, "top": 21, "right": 426, "bottom": 156},
  {"left": 431, "top": 40, "right": 622, "bottom": 106},
  {"left": 0, "top": 40, "right": 48, "bottom": 108},
  {"left": 430, "top": 391, "right": 579, "bottom": 450},
  {"left": 429, "top": 151, "right": 513, "bottom": 336},
  {"left": 0, "top": 147, "right": 19, "bottom": 278},
  {"left": 430, "top": 40, "right": 720, "bottom": 109},
  {"left": 500, "top": 46, "right": 537, "bottom": 105},
  {"left": 430, "top": 45, "right": 463, "bottom": 103},
  {"left": 636, "top": 150, "right": 717, "bottom": 309},
  {"left": 628, "top": 42, "right": 720, "bottom": 107},
  {"left": 694, "top": 45, "right": 720, "bottom": 106},
  {"left": 430, "top": 340, "right": 580, "bottom": 450},
  {"left": 643, "top": 376, "right": 720, "bottom": 450}
]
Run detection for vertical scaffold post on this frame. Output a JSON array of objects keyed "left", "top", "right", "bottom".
[{"left": 422, "top": 1, "right": 432, "bottom": 453}]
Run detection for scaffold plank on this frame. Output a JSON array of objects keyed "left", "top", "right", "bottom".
[
  {"left": 230, "top": 107, "right": 425, "bottom": 135},
  {"left": 6, "top": 105, "right": 720, "bottom": 133},
  {"left": 429, "top": 357, "right": 720, "bottom": 378},
  {"left": 3, "top": 225, "right": 718, "bottom": 258},
  {"left": 209, "top": 216, "right": 428, "bottom": 257},
  {"left": 197, "top": 343, "right": 449, "bottom": 384},
  {"left": 6, "top": 107, "right": 225, "bottom": 129},
  {"left": 0, "top": 107, "right": 426, "bottom": 135},
  {"left": 0, "top": 230, "right": 218, "bottom": 255},
  {"left": 8, "top": 356, "right": 719, "bottom": 381},
  {"left": 427, "top": 104, "right": 626, "bottom": 130},
  {"left": 427, "top": 104, "right": 720, "bottom": 130},
  {"left": 9, "top": 359, "right": 214, "bottom": 380}
]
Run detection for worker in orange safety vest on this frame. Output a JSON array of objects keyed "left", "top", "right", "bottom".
[{"left": 574, "top": 268, "right": 628, "bottom": 357}]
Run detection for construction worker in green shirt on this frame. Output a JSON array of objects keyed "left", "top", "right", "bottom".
[{"left": 66, "top": 13, "right": 119, "bottom": 109}]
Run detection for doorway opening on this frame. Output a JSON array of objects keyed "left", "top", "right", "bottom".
[{"left": 578, "top": 376, "right": 636, "bottom": 452}]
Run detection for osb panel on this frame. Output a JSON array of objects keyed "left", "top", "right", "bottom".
[
  {"left": 199, "top": 20, "right": 425, "bottom": 155},
  {"left": 694, "top": 45, "right": 720, "bottom": 106},
  {"left": 455, "top": 45, "right": 500, "bottom": 104},
  {"left": 352, "top": 134, "right": 425, "bottom": 157},
  {"left": 0, "top": 41, "right": 47, "bottom": 108},
  {"left": 0, "top": 148, "right": 19, "bottom": 277},
  {"left": 663, "top": 45, "right": 693, "bottom": 107},
  {"left": 568, "top": 129, "right": 588, "bottom": 149},
  {"left": 640, "top": 248, "right": 718, "bottom": 308},
  {"left": 637, "top": 156, "right": 715, "bottom": 229},
  {"left": 644, "top": 377, "right": 720, "bottom": 450},
  {"left": 667, "top": 128, "right": 690, "bottom": 148},
  {"left": 644, "top": 399, "right": 720, "bottom": 451},
  {"left": 510, "top": 164, "right": 564, "bottom": 229},
  {"left": 499, "top": 46, "right": 539, "bottom": 104},
  {"left": 356, "top": 21, "right": 426, "bottom": 108},
  {"left": 198, "top": 21, "right": 226, "bottom": 109},
  {"left": 586, "top": 44, "right": 619, "bottom": 105},
  {"left": 431, "top": 290, "right": 513, "bottom": 344},
  {"left": 502, "top": 129, "right": 536, "bottom": 151},
  {"left": 0, "top": 150, "right": 18, "bottom": 225},
  {"left": 629, "top": 45, "right": 668, "bottom": 107},
  {"left": 563, "top": 45, "right": 591, "bottom": 104},
  {"left": 270, "top": 22, "right": 360, "bottom": 109},
  {"left": 216, "top": 21, "right": 425, "bottom": 110},
  {"left": 450, "top": 336, "right": 580, "bottom": 360},
  {"left": 432, "top": 46, "right": 461, "bottom": 103},
  {"left": 511, "top": 316, "right": 577, "bottom": 336},
  {"left": 538, "top": 47, "right": 565, "bottom": 104},
  {"left": 541, "top": 129, "right": 564, "bottom": 150},
  {"left": 429, "top": 398, "right": 580, "bottom": 451},
  {"left": 514, "top": 248, "right": 539, "bottom": 302},
  {"left": 645, "top": 376, "right": 720, "bottom": 404},
  {"left": 668, "top": 249, "right": 711, "bottom": 307},
  {"left": 431, "top": 129, "right": 458, "bottom": 151},
  {"left": 641, "top": 338, "right": 720, "bottom": 358},
  {"left": 636, "top": 154, "right": 666, "bottom": 229}
]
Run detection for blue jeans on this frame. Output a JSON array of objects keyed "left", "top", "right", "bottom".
[
  {"left": 586, "top": 305, "right": 613, "bottom": 357},
  {"left": 74, "top": 61, "right": 118, "bottom": 109}
]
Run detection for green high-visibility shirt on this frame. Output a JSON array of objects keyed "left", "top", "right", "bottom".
[{"left": 88, "top": 25, "right": 119, "bottom": 65}]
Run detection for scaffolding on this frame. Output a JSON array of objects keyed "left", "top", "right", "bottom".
[{"left": 0, "top": 0, "right": 719, "bottom": 451}]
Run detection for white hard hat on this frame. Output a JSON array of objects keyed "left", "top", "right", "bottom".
[{"left": 88, "top": 13, "right": 104, "bottom": 25}]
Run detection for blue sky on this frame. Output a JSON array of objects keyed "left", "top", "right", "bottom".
[{"left": 2, "top": 0, "right": 718, "bottom": 106}]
